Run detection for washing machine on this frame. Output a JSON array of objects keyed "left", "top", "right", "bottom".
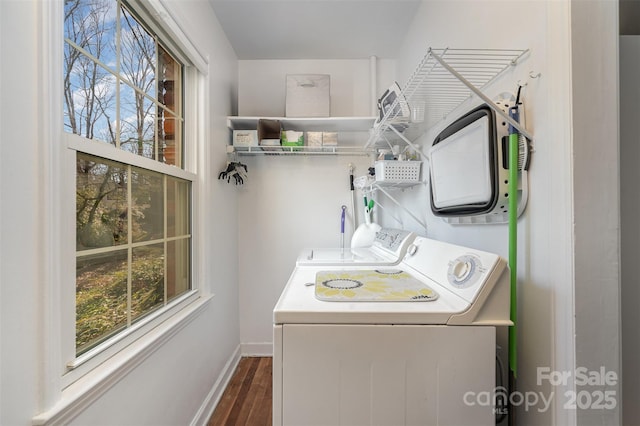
[{"left": 273, "top": 235, "right": 512, "bottom": 425}]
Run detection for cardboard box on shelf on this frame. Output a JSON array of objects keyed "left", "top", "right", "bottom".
[
  {"left": 322, "top": 132, "right": 338, "bottom": 146},
  {"left": 306, "top": 132, "right": 323, "bottom": 150},
  {"left": 286, "top": 74, "right": 330, "bottom": 118},
  {"left": 232, "top": 130, "right": 258, "bottom": 147},
  {"left": 258, "top": 119, "right": 282, "bottom": 151}
]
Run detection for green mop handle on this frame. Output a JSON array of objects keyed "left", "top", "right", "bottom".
[{"left": 508, "top": 131, "right": 519, "bottom": 377}]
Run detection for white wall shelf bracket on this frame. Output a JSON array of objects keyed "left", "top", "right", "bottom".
[
  {"left": 387, "top": 124, "right": 422, "bottom": 153},
  {"left": 374, "top": 184, "right": 427, "bottom": 231}
]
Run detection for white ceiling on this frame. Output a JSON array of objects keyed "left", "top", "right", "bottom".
[{"left": 208, "top": 0, "right": 422, "bottom": 60}]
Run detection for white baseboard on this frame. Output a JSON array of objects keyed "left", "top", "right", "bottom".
[
  {"left": 241, "top": 342, "right": 273, "bottom": 356},
  {"left": 190, "top": 344, "right": 241, "bottom": 426}
]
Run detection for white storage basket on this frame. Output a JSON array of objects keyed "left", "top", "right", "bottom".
[{"left": 374, "top": 161, "right": 422, "bottom": 183}]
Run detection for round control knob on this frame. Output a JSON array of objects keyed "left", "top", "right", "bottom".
[
  {"left": 452, "top": 260, "right": 471, "bottom": 281},
  {"left": 406, "top": 244, "right": 418, "bottom": 256},
  {"left": 447, "top": 254, "right": 482, "bottom": 287}
]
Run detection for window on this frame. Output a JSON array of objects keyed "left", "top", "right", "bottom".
[
  {"left": 75, "top": 154, "right": 191, "bottom": 353},
  {"left": 64, "top": 0, "right": 192, "bottom": 358}
]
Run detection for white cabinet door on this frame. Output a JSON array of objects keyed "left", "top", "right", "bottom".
[{"left": 278, "top": 324, "right": 495, "bottom": 426}]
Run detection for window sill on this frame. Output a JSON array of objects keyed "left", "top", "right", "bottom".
[{"left": 32, "top": 294, "right": 213, "bottom": 426}]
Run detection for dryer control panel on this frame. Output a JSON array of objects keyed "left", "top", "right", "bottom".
[
  {"left": 296, "top": 228, "right": 415, "bottom": 267},
  {"left": 402, "top": 236, "right": 505, "bottom": 304},
  {"left": 372, "top": 228, "right": 415, "bottom": 257}
]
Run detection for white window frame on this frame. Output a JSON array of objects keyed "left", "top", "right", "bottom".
[{"left": 33, "top": 1, "right": 211, "bottom": 423}]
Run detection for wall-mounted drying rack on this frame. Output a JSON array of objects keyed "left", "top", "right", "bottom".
[
  {"left": 365, "top": 47, "right": 533, "bottom": 151},
  {"left": 362, "top": 47, "right": 535, "bottom": 234}
]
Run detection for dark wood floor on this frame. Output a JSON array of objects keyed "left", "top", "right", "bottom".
[{"left": 208, "top": 357, "right": 273, "bottom": 426}]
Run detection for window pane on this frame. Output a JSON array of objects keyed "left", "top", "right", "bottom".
[
  {"left": 167, "top": 238, "right": 190, "bottom": 301},
  {"left": 158, "top": 45, "right": 182, "bottom": 167},
  {"left": 120, "top": 83, "right": 156, "bottom": 159},
  {"left": 76, "top": 249, "right": 128, "bottom": 354},
  {"left": 131, "top": 168, "right": 164, "bottom": 243},
  {"left": 167, "top": 177, "right": 190, "bottom": 237},
  {"left": 120, "top": 5, "right": 156, "bottom": 97},
  {"left": 64, "top": 0, "right": 117, "bottom": 69},
  {"left": 158, "top": 45, "right": 180, "bottom": 102},
  {"left": 64, "top": 54, "right": 118, "bottom": 144},
  {"left": 159, "top": 108, "right": 181, "bottom": 166},
  {"left": 76, "top": 153, "right": 128, "bottom": 250},
  {"left": 64, "top": 0, "right": 118, "bottom": 143},
  {"left": 131, "top": 244, "right": 165, "bottom": 322}
]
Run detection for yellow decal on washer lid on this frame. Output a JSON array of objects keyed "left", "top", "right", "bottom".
[{"left": 315, "top": 269, "right": 438, "bottom": 302}]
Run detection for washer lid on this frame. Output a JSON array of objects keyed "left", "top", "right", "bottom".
[{"left": 273, "top": 266, "right": 466, "bottom": 325}]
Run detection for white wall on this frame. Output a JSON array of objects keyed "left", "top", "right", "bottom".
[
  {"left": 570, "top": 2, "right": 621, "bottom": 425},
  {"left": 620, "top": 35, "right": 640, "bottom": 426},
  {"left": 0, "top": 2, "right": 41, "bottom": 422},
  {"left": 236, "top": 59, "right": 395, "bottom": 351},
  {"left": 238, "top": 59, "right": 395, "bottom": 117},
  {"left": 0, "top": 1, "right": 241, "bottom": 424}
]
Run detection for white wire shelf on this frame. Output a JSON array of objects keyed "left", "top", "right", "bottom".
[
  {"left": 227, "top": 116, "right": 376, "bottom": 132},
  {"left": 229, "top": 145, "right": 373, "bottom": 156},
  {"left": 226, "top": 116, "right": 377, "bottom": 156},
  {"left": 366, "top": 47, "right": 531, "bottom": 149}
]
